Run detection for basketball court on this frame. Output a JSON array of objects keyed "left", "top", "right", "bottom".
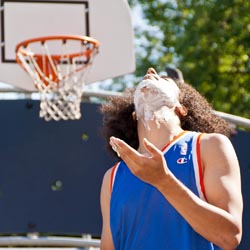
[
  {"left": 0, "top": 0, "right": 135, "bottom": 248},
  {"left": 1, "top": 1, "right": 250, "bottom": 249}
]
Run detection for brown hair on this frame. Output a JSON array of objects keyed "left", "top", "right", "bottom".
[
  {"left": 175, "top": 79, "right": 235, "bottom": 136},
  {"left": 100, "top": 80, "right": 235, "bottom": 158}
]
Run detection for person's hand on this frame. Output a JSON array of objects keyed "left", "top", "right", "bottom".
[{"left": 110, "top": 136, "right": 170, "bottom": 188}]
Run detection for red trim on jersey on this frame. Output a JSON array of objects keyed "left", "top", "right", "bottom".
[
  {"left": 161, "top": 130, "right": 187, "bottom": 152},
  {"left": 196, "top": 133, "right": 207, "bottom": 201},
  {"left": 110, "top": 162, "right": 119, "bottom": 193}
]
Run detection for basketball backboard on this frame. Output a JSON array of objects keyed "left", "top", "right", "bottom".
[{"left": 0, "top": 0, "right": 135, "bottom": 91}]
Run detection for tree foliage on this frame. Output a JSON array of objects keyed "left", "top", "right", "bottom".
[{"left": 125, "top": 0, "right": 250, "bottom": 118}]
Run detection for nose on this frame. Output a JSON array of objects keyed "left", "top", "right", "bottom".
[
  {"left": 146, "top": 67, "right": 157, "bottom": 75},
  {"left": 143, "top": 67, "right": 160, "bottom": 81}
]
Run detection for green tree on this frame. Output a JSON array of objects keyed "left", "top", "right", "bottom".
[{"left": 125, "top": 0, "right": 250, "bottom": 118}]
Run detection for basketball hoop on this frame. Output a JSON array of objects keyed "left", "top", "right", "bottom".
[{"left": 16, "top": 35, "right": 100, "bottom": 121}]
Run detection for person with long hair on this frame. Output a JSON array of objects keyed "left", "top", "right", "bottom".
[{"left": 100, "top": 68, "right": 243, "bottom": 250}]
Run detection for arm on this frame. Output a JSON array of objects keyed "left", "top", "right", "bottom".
[
  {"left": 100, "top": 168, "right": 114, "bottom": 250},
  {"left": 200, "top": 133, "right": 243, "bottom": 247},
  {"left": 110, "top": 134, "right": 243, "bottom": 249}
]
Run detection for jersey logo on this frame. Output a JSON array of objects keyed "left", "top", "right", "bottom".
[
  {"left": 180, "top": 142, "right": 188, "bottom": 155},
  {"left": 177, "top": 157, "right": 188, "bottom": 164}
]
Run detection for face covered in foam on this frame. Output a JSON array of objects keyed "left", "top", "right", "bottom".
[{"left": 134, "top": 71, "right": 181, "bottom": 130}]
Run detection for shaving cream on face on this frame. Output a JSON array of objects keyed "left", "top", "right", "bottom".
[{"left": 134, "top": 77, "right": 181, "bottom": 129}]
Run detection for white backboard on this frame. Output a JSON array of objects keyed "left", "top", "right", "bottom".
[{"left": 0, "top": 0, "right": 135, "bottom": 91}]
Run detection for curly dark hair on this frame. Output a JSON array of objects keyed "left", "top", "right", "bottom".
[
  {"left": 175, "top": 79, "right": 235, "bottom": 137},
  {"left": 100, "top": 89, "right": 138, "bottom": 159},
  {"left": 100, "top": 80, "right": 235, "bottom": 158}
]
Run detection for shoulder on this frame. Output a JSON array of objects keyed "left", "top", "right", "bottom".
[
  {"left": 200, "top": 132, "right": 230, "bottom": 143},
  {"left": 102, "top": 166, "right": 115, "bottom": 189},
  {"left": 103, "top": 167, "right": 114, "bottom": 181},
  {"left": 101, "top": 163, "right": 121, "bottom": 194},
  {"left": 200, "top": 133, "right": 234, "bottom": 152},
  {"left": 100, "top": 167, "right": 115, "bottom": 209},
  {"left": 199, "top": 133, "right": 239, "bottom": 173}
]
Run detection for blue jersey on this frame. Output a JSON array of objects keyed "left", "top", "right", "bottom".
[{"left": 110, "top": 131, "right": 220, "bottom": 250}]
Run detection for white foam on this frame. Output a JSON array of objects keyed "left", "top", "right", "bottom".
[{"left": 134, "top": 77, "right": 180, "bottom": 129}]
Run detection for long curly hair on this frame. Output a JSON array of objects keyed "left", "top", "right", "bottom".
[
  {"left": 175, "top": 79, "right": 235, "bottom": 136},
  {"left": 100, "top": 80, "right": 235, "bottom": 158}
]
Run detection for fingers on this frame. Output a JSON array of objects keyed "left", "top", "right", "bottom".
[
  {"left": 110, "top": 136, "right": 141, "bottom": 160},
  {"left": 110, "top": 136, "right": 162, "bottom": 162},
  {"left": 110, "top": 137, "right": 121, "bottom": 157},
  {"left": 110, "top": 136, "right": 121, "bottom": 157},
  {"left": 109, "top": 136, "right": 169, "bottom": 187}
]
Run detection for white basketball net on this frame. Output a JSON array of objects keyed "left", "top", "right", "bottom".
[{"left": 16, "top": 37, "right": 99, "bottom": 121}]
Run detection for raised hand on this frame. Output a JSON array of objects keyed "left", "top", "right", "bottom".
[{"left": 110, "top": 136, "right": 170, "bottom": 189}]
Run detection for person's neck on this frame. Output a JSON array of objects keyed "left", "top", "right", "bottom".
[{"left": 137, "top": 120, "right": 184, "bottom": 155}]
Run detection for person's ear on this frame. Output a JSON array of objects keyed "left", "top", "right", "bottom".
[
  {"left": 132, "top": 111, "right": 137, "bottom": 121},
  {"left": 175, "top": 105, "right": 188, "bottom": 117}
]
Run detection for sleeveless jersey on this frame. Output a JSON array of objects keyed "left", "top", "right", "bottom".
[{"left": 110, "top": 131, "right": 220, "bottom": 250}]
